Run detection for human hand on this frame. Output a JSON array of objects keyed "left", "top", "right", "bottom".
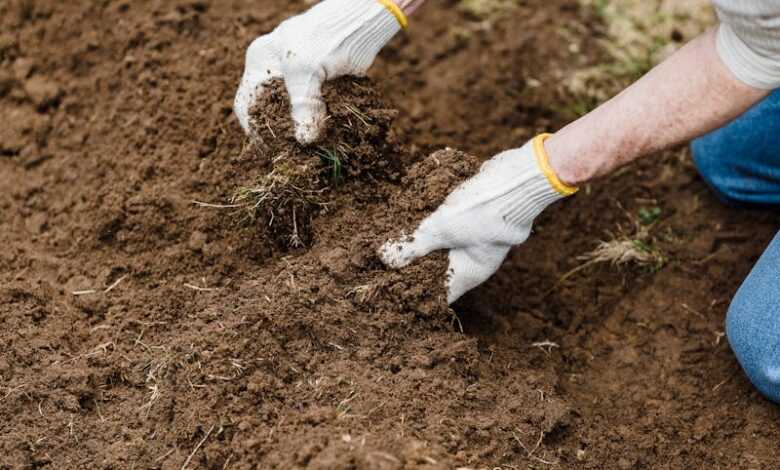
[
  {"left": 234, "top": 0, "right": 406, "bottom": 144},
  {"left": 379, "top": 135, "right": 578, "bottom": 304}
]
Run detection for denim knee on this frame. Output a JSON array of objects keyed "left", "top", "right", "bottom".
[
  {"left": 726, "top": 291, "right": 780, "bottom": 403},
  {"left": 691, "top": 90, "right": 780, "bottom": 209},
  {"left": 691, "top": 138, "right": 750, "bottom": 207}
]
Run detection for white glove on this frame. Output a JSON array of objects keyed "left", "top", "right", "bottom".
[
  {"left": 234, "top": 0, "right": 406, "bottom": 144},
  {"left": 379, "top": 135, "right": 578, "bottom": 304}
]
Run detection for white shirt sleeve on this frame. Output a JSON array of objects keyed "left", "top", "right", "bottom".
[{"left": 713, "top": 0, "right": 780, "bottom": 89}]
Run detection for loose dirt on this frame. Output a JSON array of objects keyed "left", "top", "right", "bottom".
[{"left": 1, "top": 1, "right": 779, "bottom": 469}]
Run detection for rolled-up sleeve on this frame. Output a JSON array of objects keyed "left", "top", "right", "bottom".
[{"left": 713, "top": 0, "right": 780, "bottom": 89}]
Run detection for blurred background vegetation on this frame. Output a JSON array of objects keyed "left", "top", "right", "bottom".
[{"left": 457, "top": 0, "right": 715, "bottom": 117}]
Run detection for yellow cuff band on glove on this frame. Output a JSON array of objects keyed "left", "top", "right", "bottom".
[
  {"left": 533, "top": 134, "right": 579, "bottom": 197},
  {"left": 376, "top": 0, "right": 409, "bottom": 30}
]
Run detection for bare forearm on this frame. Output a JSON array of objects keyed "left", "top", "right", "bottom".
[
  {"left": 546, "top": 29, "right": 768, "bottom": 186},
  {"left": 392, "top": 0, "right": 426, "bottom": 15}
]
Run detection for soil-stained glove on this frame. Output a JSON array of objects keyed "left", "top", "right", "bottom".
[
  {"left": 234, "top": 0, "right": 407, "bottom": 144},
  {"left": 380, "top": 134, "right": 579, "bottom": 304}
]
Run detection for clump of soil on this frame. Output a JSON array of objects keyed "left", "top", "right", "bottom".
[{"left": 238, "top": 78, "right": 404, "bottom": 249}]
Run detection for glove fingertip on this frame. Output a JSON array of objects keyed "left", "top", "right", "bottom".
[
  {"left": 445, "top": 262, "right": 471, "bottom": 305},
  {"left": 294, "top": 121, "right": 323, "bottom": 145},
  {"left": 378, "top": 240, "right": 415, "bottom": 269},
  {"left": 446, "top": 283, "right": 466, "bottom": 305},
  {"left": 287, "top": 75, "right": 327, "bottom": 145},
  {"left": 291, "top": 100, "right": 326, "bottom": 145},
  {"left": 446, "top": 246, "right": 511, "bottom": 305}
]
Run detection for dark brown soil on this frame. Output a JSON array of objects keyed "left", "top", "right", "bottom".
[{"left": 1, "top": 1, "right": 779, "bottom": 469}]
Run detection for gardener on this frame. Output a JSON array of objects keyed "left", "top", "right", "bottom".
[{"left": 234, "top": 0, "right": 780, "bottom": 403}]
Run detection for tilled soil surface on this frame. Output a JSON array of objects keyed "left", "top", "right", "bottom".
[{"left": 1, "top": 1, "right": 779, "bottom": 469}]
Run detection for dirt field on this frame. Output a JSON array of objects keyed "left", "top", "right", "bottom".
[{"left": 2, "top": 0, "right": 780, "bottom": 468}]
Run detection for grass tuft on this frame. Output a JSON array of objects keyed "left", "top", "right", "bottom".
[
  {"left": 316, "top": 147, "right": 346, "bottom": 186},
  {"left": 551, "top": 206, "right": 667, "bottom": 292},
  {"left": 232, "top": 156, "right": 326, "bottom": 248},
  {"left": 638, "top": 206, "right": 662, "bottom": 225},
  {"left": 577, "top": 207, "right": 667, "bottom": 271},
  {"left": 580, "top": 236, "right": 663, "bottom": 268}
]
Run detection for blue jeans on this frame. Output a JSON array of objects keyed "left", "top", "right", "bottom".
[{"left": 692, "top": 89, "right": 780, "bottom": 403}]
